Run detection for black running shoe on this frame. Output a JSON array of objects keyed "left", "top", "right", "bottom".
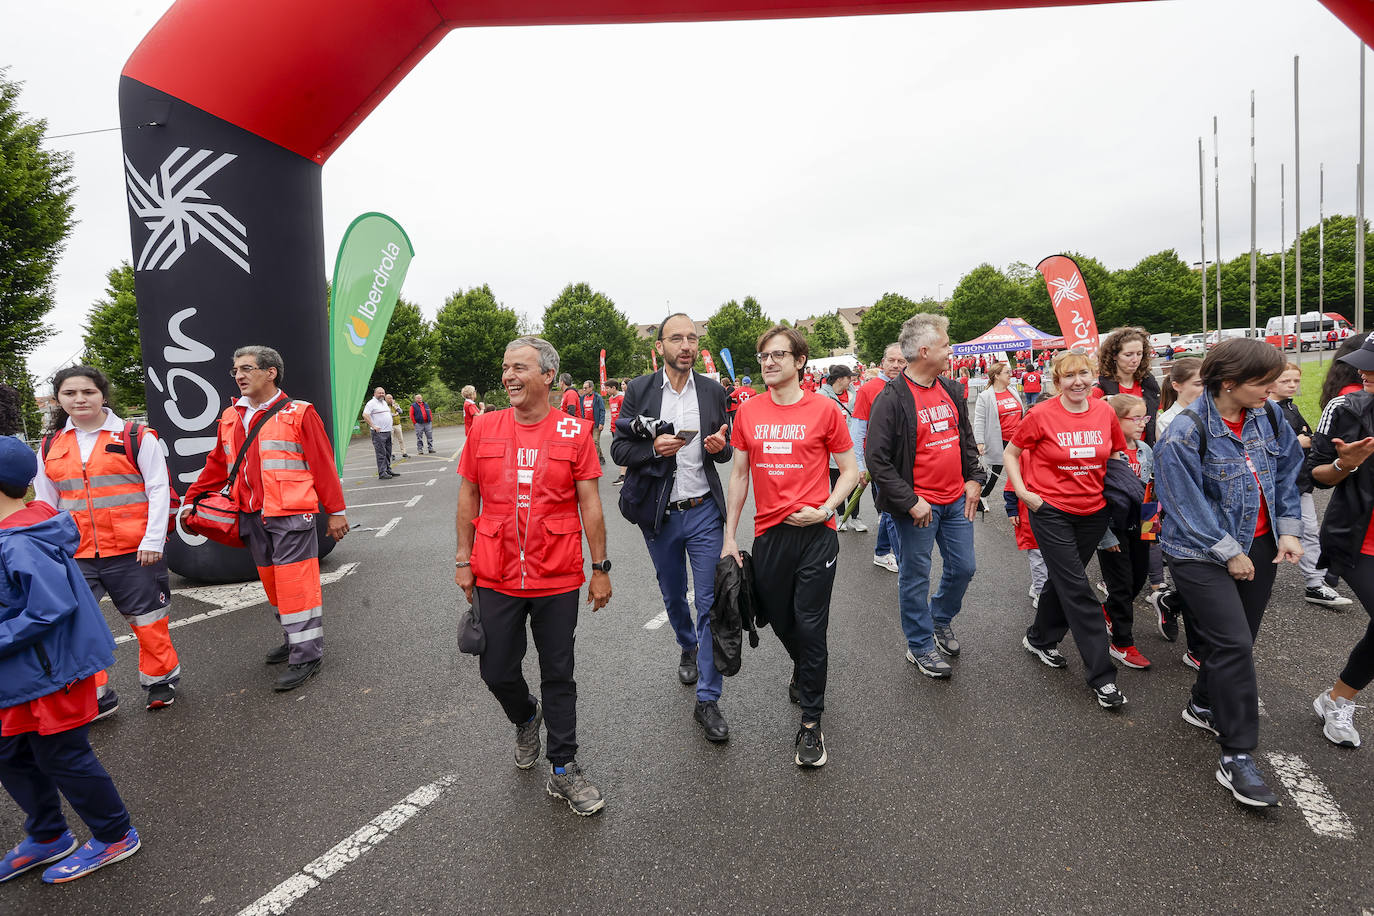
[
  {"left": 1216, "top": 754, "right": 1280, "bottom": 807},
  {"left": 145, "top": 683, "right": 176, "bottom": 710},
  {"left": 94, "top": 688, "right": 119, "bottom": 721},
  {"left": 1149, "top": 589, "right": 1179, "bottom": 642},
  {"left": 1022, "top": 635, "right": 1067, "bottom": 669},
  {"left": 1182, "top": 701, "right": 1219, "bottom": 736},
  {"left": 794, "top": 725, "right": 827, "bottom": 767},
  {"left": 1093, "top": 682, "right": 1127, "bottom": 710}
]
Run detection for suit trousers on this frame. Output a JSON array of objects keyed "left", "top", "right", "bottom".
[{"left": 641, "top": 500, "right": 724, "bottom": 702}]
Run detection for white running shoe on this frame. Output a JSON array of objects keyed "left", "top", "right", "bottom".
[
  {"left": 1313, "top": 690, "right": 1362, "bottom": 748},
  {"left": 873, "top": 553, "right": 899, "bottom": 573},
  {"left": 847, "top": 519, "right": 868, "bottom": 532}
]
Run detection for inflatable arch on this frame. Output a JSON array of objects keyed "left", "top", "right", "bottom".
[{"left": 119, "top": 0, "right": 1374, "bottom": 579}]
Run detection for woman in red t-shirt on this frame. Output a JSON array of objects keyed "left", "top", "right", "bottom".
[
  {"left": 1005, "top": 350, "right": 1131, "bottom": 710},
  {"left": 461, "top": 385, "right": 484, "bottom": 435},
  {"left": 972, "top": 362, "right": 1023, "bottom": 512}
]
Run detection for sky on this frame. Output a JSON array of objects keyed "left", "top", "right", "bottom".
[{"left": 4, "top": 0, "right": 1371, "bottom": 381}]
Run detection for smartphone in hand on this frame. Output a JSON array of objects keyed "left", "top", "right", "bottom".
[{"left": 675, "top": 429, "right": 698, "bottom": 444}]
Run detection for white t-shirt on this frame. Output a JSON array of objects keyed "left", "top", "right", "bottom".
[{"left": 363, "top": 397, "right": 393, "bottom": 433}]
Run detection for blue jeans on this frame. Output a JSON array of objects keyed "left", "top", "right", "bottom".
[
  {"left": 894, "top": 500, "right": 976, "bottom": 654},
  {"left": 870, "top": 482, "right": 902, "bottom": 562},
  {"left": 642, "top": 499, "right": 724, "bottom": 702}
]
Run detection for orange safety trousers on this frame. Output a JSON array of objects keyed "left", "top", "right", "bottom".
[{"left": 240, "top": 512, "right": 323, "bottom": 666}]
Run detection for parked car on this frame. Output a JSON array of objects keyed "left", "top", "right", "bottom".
[{"left": 1173, "top": 333, "right": 1205, "bottom": 355}]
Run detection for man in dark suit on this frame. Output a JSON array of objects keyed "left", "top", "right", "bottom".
[{"left": 612, "top": 313, "right": 733, "bottom": 742}]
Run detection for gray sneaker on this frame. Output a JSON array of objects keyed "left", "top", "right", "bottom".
[
  {"left": 515, "top": 701, "right": 543, "bottom": 769},
  {"left": 906, "top": 648, "right": 952, "bottom": 679},
  {"left": 934, "top": 623, "right": 961, "bottom": 657},
  {"left": 1313, "top": 690, "right": 1362, "bottom": 748},
  {"left": 546, "top": 762, "right": 606, "bottom": 816}
]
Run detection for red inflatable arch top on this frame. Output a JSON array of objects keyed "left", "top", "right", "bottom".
[{"left": 122, "top": 0, "right": 1374, "bottom": 166}]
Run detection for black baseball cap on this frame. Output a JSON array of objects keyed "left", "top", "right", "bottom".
[{"left": 1338, "top": 335, "right": 1374, "bottom": 372}]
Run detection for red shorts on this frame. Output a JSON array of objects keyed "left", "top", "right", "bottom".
[{"left": 0, "top": 675, "right": 99, "bottom": 737}]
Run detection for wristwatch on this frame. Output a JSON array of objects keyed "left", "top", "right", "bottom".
[
  {"left": 823, "top": 507, "right": 836, "bottom": 521},
  {"left": 592, "top": 560, "right": 612, "bottom": 573}
]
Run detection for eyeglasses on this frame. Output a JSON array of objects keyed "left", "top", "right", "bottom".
[
  {"left": 1127, "top": 416, "right": 1149, "bottom": 424},
  {"left": 229, "top": 366, "right": 263, "bottom": 377},
  {"left": 756, "top": 350, "right": 793, "bottom": 363},
  {"left": 664, "top": 335, "right": 699, "bottom": 346}
]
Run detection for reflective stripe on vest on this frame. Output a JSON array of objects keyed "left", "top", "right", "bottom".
[
  {"left": 257, "top": 401, "right": 321, "bottom": 515},
  {"left": 43, "top": 427, "right": 152, "bottom": 558}
]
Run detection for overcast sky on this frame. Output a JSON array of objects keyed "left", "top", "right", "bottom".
[{"left": 4, "top": 0, "right": 1370, "bottom": 381}]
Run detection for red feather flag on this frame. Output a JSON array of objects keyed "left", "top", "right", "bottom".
[{"left": 1036, "top": 255, "right": 1100, "bottom": 353}]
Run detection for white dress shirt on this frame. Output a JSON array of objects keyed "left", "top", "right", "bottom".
[
  {"left": 239, "top": 389, "right": 287, "bottom": 432},
  {"left": 659, "top": 372, "right": 707, "bottom": 501},
  {"left": 32, "top": 408, "right": 172, "bottom": 554}
]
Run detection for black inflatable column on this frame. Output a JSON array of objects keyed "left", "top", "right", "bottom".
[{"left": 119, "top": 77, "right": 334, "bottom": 582}]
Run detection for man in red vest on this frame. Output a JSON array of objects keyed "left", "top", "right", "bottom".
[
  {"left": 456, "top": 336, "right": 612, "bottom": 816},
  {"left": 184, "top": 345, "right": 348, "bottom": 691}
]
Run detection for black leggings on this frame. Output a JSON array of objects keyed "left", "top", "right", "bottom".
[{"left": 1339, "top": 554, "right": 1374, "bottom": 691}]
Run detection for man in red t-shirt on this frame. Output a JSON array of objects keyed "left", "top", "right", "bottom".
[
  {"left": 723, "top": 326, "right": 856, "bottom": 769},
  {"left": 865, "top": 315, "right": 984, "bottom": 679},
  {"left": 1021, "top": 367, "right": 1042, "bottom": 405},
  {"left": 456, "top": 337, "right": 611, "bottom": 816},
  {"left": 851, "top": 343, "right": 908, "bottom": 569},
  {"left": 557, "top": 374, "right": 581, "bottom": 417},
  {"left": 606, "top": 380, "right": 626, "bottom": 485}
]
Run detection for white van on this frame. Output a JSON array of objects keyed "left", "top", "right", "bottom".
[{"left": 1264, "top": 312, "right": 1352, "bottom": 351}]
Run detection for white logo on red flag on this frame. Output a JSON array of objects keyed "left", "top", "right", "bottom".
[{"left": 1036, "top": 255, "right": 1099, "bottom": 353}]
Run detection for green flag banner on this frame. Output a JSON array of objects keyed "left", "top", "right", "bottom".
[{"left": 328, "top": 212, "right": 415, "bottom": 474}]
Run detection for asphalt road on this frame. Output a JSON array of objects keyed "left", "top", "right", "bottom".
[{"left": 7, "top": 425, "right": 1373, "bottom": 915}]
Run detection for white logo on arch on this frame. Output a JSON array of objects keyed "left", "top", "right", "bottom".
[{"left": 125, "top": 147, "right": 250, "bottom": 273}]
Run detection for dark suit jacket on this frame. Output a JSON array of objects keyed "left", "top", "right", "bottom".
[{"left": 611, "top": 369, "right": 733, "bottom": 523}]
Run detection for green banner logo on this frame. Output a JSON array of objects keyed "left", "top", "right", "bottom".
[{"left": 328, "top": 212, "right": 415, "bottom": 473}]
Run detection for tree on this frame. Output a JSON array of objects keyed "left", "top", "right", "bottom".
[
  {"left": 433, "top": 285, "right": 520, "bottom": 397},
  {"left": 702, "top": 295, "right": 772, "bottom": 380},
  {"left": 0, "top": 70, "right": 76, "bottom": 391},
  {"left": 855, "top": 293, "right": 936, "bottom": 363},
  {"left": 541, "top": 282, "right": 637, "bottom": 381},
  {"left": 946, "top": 267, "right": 1027, "bottom": 344},
  {"left": 370, "top": 297, "right": 433, "bottom": 397},
  {"left": 1112, "top": 250, "right": 1201, "bottom": 335},
  {"left": 808, "top": 313, "right": 848, "bottom": 354},
  {"left": 82, "top": 262, "right": 145, "bottom": 412}
]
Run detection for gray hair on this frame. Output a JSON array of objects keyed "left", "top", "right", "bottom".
[
  {"left": 234, "top": 345, "right": 285, "bottom": 384},
  {"left": 508, "top": 336, "right": 561, "bottom": 375},
  {"left": 899, "top": 314, "right": 949, "bottom": 361},
  {"left": 883, "top": 342, "right": 903, "bottom": 361}
]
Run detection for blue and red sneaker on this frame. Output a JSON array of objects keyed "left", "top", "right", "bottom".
[
  {"left": 0, "top": 831, "right": 78, "bottom": 882},
  {"left": 40, "top": 828, "right": 140, "bottom": 884}
]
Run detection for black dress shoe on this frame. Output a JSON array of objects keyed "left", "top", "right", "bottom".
[
  {"left": 387, "top": 470, "right": 401, "bottom": 477},
  {"left": 694, "top": 700, "right": 729, "bottom": 742},
  {"left": 274, "top": 658, "right": 321, "bottom": 691},
  {"left": 678, "top": 648, "right": 699, "bottom": 685},
  {"left": 265, "top": 642, "right": 290, "bottom": 665}
]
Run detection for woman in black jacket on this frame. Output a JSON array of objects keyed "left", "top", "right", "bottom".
[
  {"left": 1094, "top": 327, "right": 1161, "bottom": 444},
  {"left": 1306, "top": 335, "right": 1374, "bottom": 749}
]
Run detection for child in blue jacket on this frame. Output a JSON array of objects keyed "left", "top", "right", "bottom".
[{"left": 0, "top": 436, "right": 141, "bottom": 884}]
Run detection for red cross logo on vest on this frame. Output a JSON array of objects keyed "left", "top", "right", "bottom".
[{"left": 557, "top": 417, "right": 579, "bottom": 438}]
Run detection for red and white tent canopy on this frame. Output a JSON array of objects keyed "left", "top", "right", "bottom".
[{"left": 952, "top": 318, "right": 1064, "bottom": 356}]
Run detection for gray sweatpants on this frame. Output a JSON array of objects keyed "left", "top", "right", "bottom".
[{"left": 414, "top": 422, "right": 433, "bottom": 452}]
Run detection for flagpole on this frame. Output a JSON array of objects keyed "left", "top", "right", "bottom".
[
  {"left": 1358, "top": 40, "right": 1366, "bottom": 334},
  {"left": 1215, "top": 116, "right": 1223, "bottom": 334},
  {"left": 1250, "top": 90, "right": 1258, "bottom": 338},
  {"left": 1199, "top": 137, "right": 1208, "bottom": 336},
  {"left": 1295, "top": 56, "right": 1303, "bottom": 334},
  {"left": 1281, "top": 164, "right": 1287, "bottom": 349},
  {"left": 1320, "top": 162, "right": 1326, "bottom": 366}
]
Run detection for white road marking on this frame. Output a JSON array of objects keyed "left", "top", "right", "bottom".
[
  {"left": 405, "top": 494, "right": 423, "bottom": 508},
  {"left": 643, "top": 591, "right": 691, "bottom": 629},
  {"left": 115, "top": 563, "right": 360, "bottom": 645},
  {"left": 235, "top": 775, "right": 456, "bottom": 916},
  {"left": 426, "top": 477, "right": 437, "bottom": 487},
  {"left": 345, "top": 500, "right": 407, "bottom": 509},
  {"left": 375, "top": 517, "right": 402, "bottom": 538},
  {"left": 1265, "top": 752, "right": 1355, "bottom": 839},
  {"left": 347, "top": 481, "right": 429, "bottom": 492}
]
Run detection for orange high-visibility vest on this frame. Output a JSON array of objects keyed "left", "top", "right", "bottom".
[
  {"left": 44, "top": 428, "right": 151, "bottom": 558},
  {"left": 215, "top": 399, "right": 321, "bottom": 516}
]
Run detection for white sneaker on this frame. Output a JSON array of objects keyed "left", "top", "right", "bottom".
[
  {"left": 1313, "top": 690, "right": 1362, "bottom": 748},
  {"left": 847, "top": 519, "right": 868, "bottom": 532},
  {"left": 873, "top": 553, "right": 899, "bottom": 573},
  {"left": 836, "top": 519, "right": 851, "bottom": 531}
]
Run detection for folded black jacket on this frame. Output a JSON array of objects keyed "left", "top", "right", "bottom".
[
  {"left": 710, "top": 552, "right": 760, "bottom": 677},
  {"left": 1306, "top": 390, "right": 1374, "bottom": 577},
  {"left": 1103, "top": 456, "right": 1146, "bottom": 532}
]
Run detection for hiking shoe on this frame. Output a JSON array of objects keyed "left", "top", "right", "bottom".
[
  {"left": 846, "top": 519, "right": 868, "bottom": 532},
  {"left": 264, "top": 641, "right": 290, "bottom": 665},
  {"left": 1313, "top": 690, "right": 1362, "bottom": 748},
  {"left": 873, "top": 553, "right": 899, "bottom": 573},
  {"left": 515, "top": 701, "right": 543, "bottom": 768},
  {"left": 906, "top": 648, "right": 952, "bottom": 679},
  {"left": 794, "top": 725, "right": 827, "bottom": 767},
  {"left": 933, "top": 623, "right": 961, "bottom": 658},
  {"left": 1022, "top": 635, "right": 1067, "bottom": 669},
  {"left": 546, "top": 762, "right": 605, "bottom": 816},
  {"left": 94, "top": 688, "right": 119, "bottom": 721},
  {"left": 1183, "top": 652, "right": 1201, "bottom": 671},
  {"left": 1182, "top": 701, "right": 1220, "bottom": 736},
  {"left": 1093, "top": 682, "right": 1127, "bottom": 710},
  {"left": 1109, "top": 645, "right": 1151, "bottom": 669},
  {"left": 146, "top": 683, "right": 176, "bottom": 710},
  {"left": 1148, "top": 588, "right": 1179, "bottom": 642},
  {"left": 1216, "top": 754, "right": 1280, "bottom": 807},
  {"left": 274, "top": 659, "right": 321, "bottom": 691},
  {"left": 1305, "top": 584, "right": 1353, "bottom": 608},
  {"left": 40, "top": 828, "right": 141, "bottom": 883},
  {"left": 1, "top": 831, "right": 77, "bottom": 883}
]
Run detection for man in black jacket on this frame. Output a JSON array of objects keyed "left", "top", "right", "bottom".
[
  {"left": 611, "top": 313, "right": 734, "bottom": 742},
  {"left": 867, "top": 313, "right": 985, "bottom": 679}
]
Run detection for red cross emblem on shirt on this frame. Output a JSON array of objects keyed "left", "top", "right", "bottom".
[{"left": 557, "top": 417, "right": 580, "bottom": 438}]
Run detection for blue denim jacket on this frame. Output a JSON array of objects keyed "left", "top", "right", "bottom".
[{"left": 1155, "top": 391, "right": 1303, "bottom": 565}]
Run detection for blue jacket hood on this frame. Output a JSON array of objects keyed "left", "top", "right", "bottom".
[{"left": 0, "top": 508, "right": 81, "bottom": 554}]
